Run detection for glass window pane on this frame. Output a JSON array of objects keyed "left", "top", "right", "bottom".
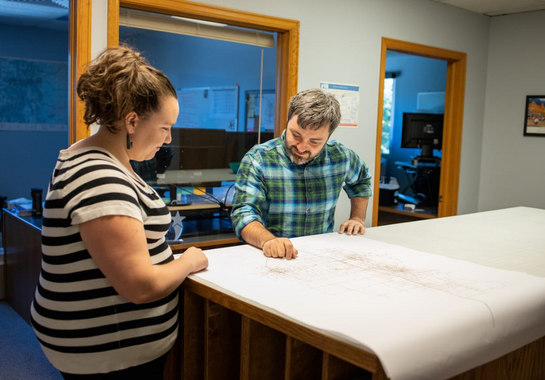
[
  {"left": 0, "top": 2, "right": 69, "bottom": 202},
  {"left": 120, "top": 10, "right": 278, "bottom": 240}
]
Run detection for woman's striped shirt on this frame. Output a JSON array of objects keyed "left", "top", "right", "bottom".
[{"left": 30, "top": 147, "right": 177, "bottom": 375}]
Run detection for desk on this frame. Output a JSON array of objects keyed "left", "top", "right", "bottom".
[
  {"left": 378, "top": 203, "right": 437, "bottom": 225},
  {"left": 171, "top": 207, "right": 545, "bottom": 380},
  {"left": 166, "top": 192, "right": 239, "bottom": 250},
  {"left": 395, "top": 160, "right": 440, "bottom": 207},
  {"left": 157, "top": 168, "right": 237, "bottom": 187}
]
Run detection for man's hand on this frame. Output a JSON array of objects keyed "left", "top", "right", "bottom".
[
  {"left": 262, "top": 238, "right": 298, "bottom": 260},
  {"left": 338, "top": 218, "right": 365, "bottom": 235}
]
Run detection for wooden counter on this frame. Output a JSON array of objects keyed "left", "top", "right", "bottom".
[{"left": 167, "top": 207, "right": 545, "bottom": 380}]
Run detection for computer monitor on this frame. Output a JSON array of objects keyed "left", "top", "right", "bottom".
[{"left": 401, "top": 112, "right": 443, "bottom": 157}]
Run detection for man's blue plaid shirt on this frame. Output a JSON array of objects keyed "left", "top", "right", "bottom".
[{"left": 231, "top": 132, "right": 372, "bottom": 239}]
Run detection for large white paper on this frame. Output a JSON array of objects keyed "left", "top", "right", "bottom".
[{"left": 192, "top": 233, "right": 545, "bottom": 380}]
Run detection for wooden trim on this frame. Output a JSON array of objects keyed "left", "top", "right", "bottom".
[
  {"left": 169, "top": 237, "right": 242, "bottom": 251},
  {"left": 275, "top": 29, "right": 297, "bottom": 137},
  {"left": 372, "top": 38, "right": 467, "bottom": 226},
  {"left": 69, "top": 0, "right": 93, "bottom": 144},
  {"left": 440, "top": 57, "right": 466, "bottom": 217},
  {"left": 118, "top": 0, "right": 297, "bottom": 31},
  {"left": 108, "top": 0, "right": 120, "bottom": 47},
  {"left": 372, "top": 41, "right": 388, "bottom": 227},
  {"left": 113, "top": 0, "right": 299, "bottom": 138}
]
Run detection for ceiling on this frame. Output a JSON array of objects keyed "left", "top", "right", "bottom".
[
  {"left": 429, "top": 0, "right": 545, "bottom": 16},
  {"left": 0, "top": 0, "right": 68, "bottom": 30},
  {"left": 1, "top": 0, "right": 545, "bottom": 31}
]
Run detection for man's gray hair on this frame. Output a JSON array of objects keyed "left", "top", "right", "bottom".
[{"left": 287, "top": 88, "right": 342, "bottom": 134}]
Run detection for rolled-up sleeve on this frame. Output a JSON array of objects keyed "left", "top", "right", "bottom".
[
  {"left": 230, "top": 151, "right": 270, "bottom": 240},
  {"left": 343, "top": 150, "right": 373, "bottom": 199}
]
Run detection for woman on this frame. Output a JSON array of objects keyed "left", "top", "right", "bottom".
[{"left": 30, "top": 45, "right": 208, "bottom": 379}]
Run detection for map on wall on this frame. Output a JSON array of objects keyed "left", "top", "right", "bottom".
[{"left": 0, "top": 57, "right": 68, "bottom": 131}]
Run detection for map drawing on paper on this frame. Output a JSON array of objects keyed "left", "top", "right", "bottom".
[
  {"left": 229, "top": 237, "right": 505, "bottom": 326},
  {"left": 253, "top": 245, "right": 504, "bottom": 296}
]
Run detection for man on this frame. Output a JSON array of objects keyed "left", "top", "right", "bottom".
[{"left": 231, "top": 88, "right": 372, "bottom": 260}]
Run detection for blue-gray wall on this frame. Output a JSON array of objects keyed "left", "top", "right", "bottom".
[{"left": 0, "top": 23, "right": 68, "bottom": 201}]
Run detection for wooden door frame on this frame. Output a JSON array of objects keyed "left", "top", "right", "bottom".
[
  {"left": 372, "top": 37, "right": 467, "bottom": 226},
  {"left": 69, "top": 0, "right": 92, "bottom": 144}
]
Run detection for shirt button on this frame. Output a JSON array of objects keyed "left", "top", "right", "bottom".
[
  {"left": 307, "top": 208, "right": 311, "bottom": 213},
  {"left": 307, "top": 187, "right": 311, "bottom": 192}
]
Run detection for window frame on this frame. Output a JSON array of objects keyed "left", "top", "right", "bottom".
[{"left": 66, "top": 0, "right": 298, "bottom": 144}]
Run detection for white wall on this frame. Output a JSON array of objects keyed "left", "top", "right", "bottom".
[
  {"left": 479, "top": 11, "right": 545, "bottom": 211},
  {"left": 91, "top": 0, "right": 493, "bottom": 227},
  {"left": 190, "top": 0, "right": 491, "bottom": 227}
]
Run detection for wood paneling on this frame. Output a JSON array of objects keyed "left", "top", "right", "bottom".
[
  {"left": 183, "top": 289, "right": 205, "bottom": 379},
  {"left": 241, "top": 317, "right": 286, "bottom": 380},
  {"left": 205, "top": 301, "right": 241, "bottom": 380},
  {"left": 322, "top": 353, "right": 369, "bottom": 380},
  {"left": 173, "top": 276, "right": 545, "bottom": 380},
  {"left": 286, "top": 337, "right": 322, "bottom": 380}
]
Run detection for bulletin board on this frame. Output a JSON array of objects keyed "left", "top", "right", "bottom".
[{"left": 176, "top": 86, "right": 239, "bottom": 131}]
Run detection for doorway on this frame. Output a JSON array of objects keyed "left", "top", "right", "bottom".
[{"left": 372, "top": 38, "right": 467, "bottom": 227}]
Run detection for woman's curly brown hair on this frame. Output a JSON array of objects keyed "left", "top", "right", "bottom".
[{"left": 77, "top": 45, "right": 177, "bottom": 133}]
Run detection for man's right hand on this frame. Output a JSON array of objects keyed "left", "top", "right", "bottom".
[{"left": 262, "top": 238, "right": 298, "bottom": 260}]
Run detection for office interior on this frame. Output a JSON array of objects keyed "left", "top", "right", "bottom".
[
  {"left": 378, "top": 52, "right": 447, "bottom": 223},
  {"left": 1, "top": 0, "right": 545, "bottom": 378},
  {"left": 2, "top": 0, "right": 544, "bottom": 225}
]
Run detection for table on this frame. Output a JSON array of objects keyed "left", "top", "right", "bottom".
[
  {"left": 165, "top": 192, "right": 239, "bottom": 250},
  {"left": 157, "top": 168, "right": 237, "bottom": 187},
  {"left": 170, "top": 207, "right": 545, "bottom": 380}
]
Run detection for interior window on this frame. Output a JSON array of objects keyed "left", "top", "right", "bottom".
[
  {"left": 119, "top": 9, "right": 278, "bottom": 239},
  {"left": 0, "top": 1, "right": 69, "bottom": 204}
]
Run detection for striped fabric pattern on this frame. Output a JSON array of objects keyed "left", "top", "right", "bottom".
[
  {"left": 30, "top": 147, "right": 177, "bottom": 375},
  {"left": 231, "top": 132, "right": 372, "bottom": 239}
]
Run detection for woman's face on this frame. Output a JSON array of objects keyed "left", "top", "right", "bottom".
[{"left": 130, "top": 96, "right": 179, "bottom": 162}]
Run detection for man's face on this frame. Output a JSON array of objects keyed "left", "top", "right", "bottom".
[{"left": 285, "top": 115, "right": 330, "bottom": 165}]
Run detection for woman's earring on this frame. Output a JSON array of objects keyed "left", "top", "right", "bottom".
[{"left": 126, "top": 134, "right": 133, "bottom": 150}]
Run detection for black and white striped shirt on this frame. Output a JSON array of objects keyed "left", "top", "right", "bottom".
[{"left": 30, "top": 147, "right": 177, "bottom": 375}]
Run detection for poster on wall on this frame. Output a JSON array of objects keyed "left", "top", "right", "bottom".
[
  {"left": 177, "top": 86, "right": 239, "bottom": 131},
  {"left": 523, "top": 95, "right": 545, "bottom": 137},
  {"left": 319, "top": 82, "right": 360, "bottom": 127}
]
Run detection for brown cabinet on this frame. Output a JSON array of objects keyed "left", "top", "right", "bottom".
[{"left": 2, "top": 209, "right": 42, "bottom": 324}]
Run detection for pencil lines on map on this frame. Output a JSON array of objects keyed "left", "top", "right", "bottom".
[{"left": 253, "top": 244, "right": 503, "bottom": 326}]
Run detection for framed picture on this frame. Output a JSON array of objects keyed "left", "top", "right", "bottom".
[{"left": 523, "top": 95, "right": 545, "bottom": 136}]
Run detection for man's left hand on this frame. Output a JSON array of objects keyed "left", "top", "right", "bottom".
[{"left": 338, "top": 219, "right": 365, "bottom": 235}]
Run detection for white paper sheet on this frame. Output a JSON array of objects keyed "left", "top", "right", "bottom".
[{"left": 191, "top": 233, "right": 545, "bottom": 380}]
